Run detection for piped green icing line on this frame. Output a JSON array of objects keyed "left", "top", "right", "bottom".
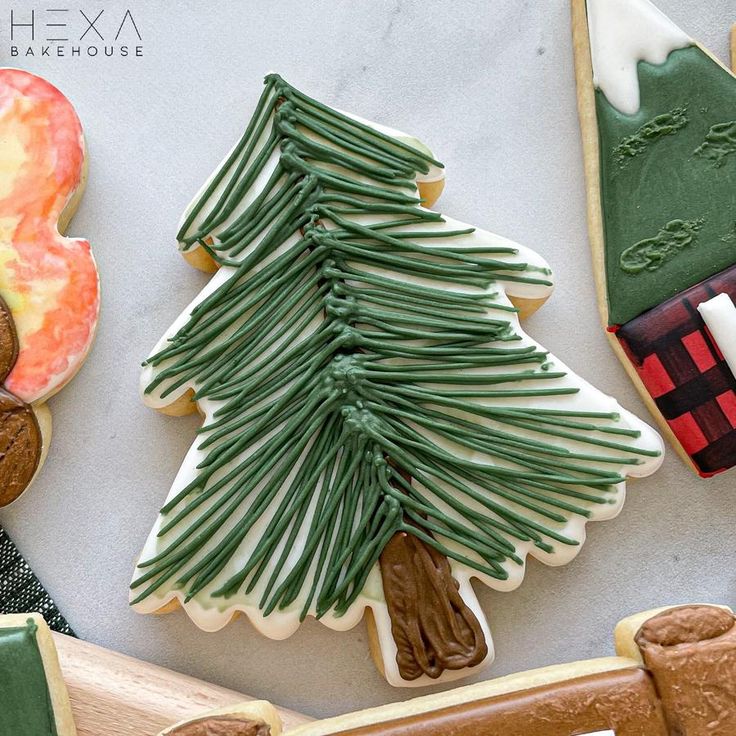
[
  {"left": 695, "top": 121, "right": 736, "bottom": 167},
  {"left": 619, "top": 218, "right": 704, "bottom": 274},
  {"left": 0, "top": 618, "right": 58, "bottom": 736},
  {"left": 132, "top": 74, "right": 657, "bottom": 619},
  {"left": 612, "top": 107, "right": 688, "bottom": 168}
]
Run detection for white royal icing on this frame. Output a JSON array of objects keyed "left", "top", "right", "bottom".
[
  {"left": 698, "top": 293, "right": 736, "bottom": 380},
  {"left": 134, "top": 96, "right": 664, "bottom": 687},
  {"left": 586, "top": 0, "right": 691, "bottom": 115}
]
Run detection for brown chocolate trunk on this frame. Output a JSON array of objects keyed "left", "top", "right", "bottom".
[
  {"left": 0, "top": 389, "right": 42, "bottom": 507},
  {"left": 168, "top": 716, "right": 271, "bottom": 736},
  {"left": 378, "top": 528, "right": 487, "bottom": 681}
]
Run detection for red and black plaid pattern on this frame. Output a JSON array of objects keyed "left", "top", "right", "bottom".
[{"left": 615, "top": 264, "right": 736, "bottom": 477}]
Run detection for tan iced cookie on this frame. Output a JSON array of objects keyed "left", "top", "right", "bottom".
[
  {"left": 0, "top": 613, "right": 77, "bottom": 735},
  {"left": 573, "top": 0, "right": 736, "bottom": 477},
  {"left": 164, "top": 604, "right": 736, "bottom": 736}
]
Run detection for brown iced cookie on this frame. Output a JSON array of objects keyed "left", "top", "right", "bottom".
[
  {"left": 634, "top": 605, "right": 736, "bottom": 736},
  {"left": 0, "top": 388, "right": 42, "bottom": 506}
]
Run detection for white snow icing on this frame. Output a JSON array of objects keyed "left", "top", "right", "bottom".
[{"left": 586, "top": 0, "right": 691, "bottom": 115}]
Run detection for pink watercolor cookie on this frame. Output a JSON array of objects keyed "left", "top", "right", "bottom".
[{"left": 0, "top": 68, "right": 99, "bottom": 505}]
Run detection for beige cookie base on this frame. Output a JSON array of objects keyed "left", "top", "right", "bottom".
[
  {"left": 1, "top": 613, "right": 77, "bottom": 736},
  {"left": 150, "top": 597, "right": 183, "bottom": 615},
  {"left": 155, "top": 389, "right": 200, "bottom": 418},
  {"left": 510, "top": 295, "right": 547, "bottom": 320},
  {"left": 159, "top": 701, "right": 283, "bottom": 736},
  {"left": 364, "top": 608, "right": 386, "bottom": 680},
  {"left": 571, "top": 0, "right": 736, "bottom": 476},
  {"left": 417, "top": 176, "right": 444, "bottom": 209},
  {"left": 182, "top": 245, "right": 219, "bottom": 274}
]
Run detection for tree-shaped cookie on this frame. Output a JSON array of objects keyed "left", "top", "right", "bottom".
[
  {"left": 573, "top": 0, "right": 736, "bottom": 476},
  {"left": 131, "top": 75, "right": 663, "bottom": 687},
  {"left": 0, "top": 68, "right": 100, "bottom": 505}
]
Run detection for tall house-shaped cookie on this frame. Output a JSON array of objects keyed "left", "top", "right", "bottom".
[
  {"left": 0, "top": 613, "right": 76, "bottom": 735},
  {"left": 573, "top": 0, "right": 736, "bottom": 476}
]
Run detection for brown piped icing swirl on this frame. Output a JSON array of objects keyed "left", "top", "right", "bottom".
[
  {"left": 636, "top": 604, "right": 735, "bottom": 647},
  {"left": 0, "top": 388, "right": 42, "bottom": 506},
  {"left": 0, "top": 297, "right": 18, "bottom": 382},
  {"left": 0, "top": 296, "right": 41, "bottom": 506},
  {"left": 379, "top": 529, "right": 487, "bottom": 681},
  {"left": 168, "top": 716, "right": 271, "bottom": 736}
]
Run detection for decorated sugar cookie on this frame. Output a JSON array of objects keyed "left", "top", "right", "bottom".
[
  {"left": 131, "top": 74, "right": 663, "bottom": 687},
  {"left": 0, "top": 613, "right": 77, "bottom": 735},
  {"left": 573, "top": 0, "right": 736, "bottom": 476},
  {"left": 0, "top": 68, "right": 100, "bottom": 505},
  {"left": 162, "top": 604, "right": 736, "bottom": 736}
]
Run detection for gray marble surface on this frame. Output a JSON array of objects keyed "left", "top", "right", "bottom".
[{"left": 1, "top": 0, "right": 734, "bottom": 721}]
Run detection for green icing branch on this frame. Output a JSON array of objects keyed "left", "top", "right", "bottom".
[{"left": 695, "top": 120, "right": 736, "bottom": 168}]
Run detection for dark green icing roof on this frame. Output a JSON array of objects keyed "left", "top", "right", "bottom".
[
  {"left": 0, "top": 618, "right": 58, "bottom": 736},
  {"left": 595, "top": 46, "right": 736, "bottom": 326}
]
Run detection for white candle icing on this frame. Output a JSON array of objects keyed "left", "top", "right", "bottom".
[
  {"left": 698, "top": 293, "right": 736, "bottom": 380},
  {"left": 585, "top": 0, "right": 691, "bottom": 115}
]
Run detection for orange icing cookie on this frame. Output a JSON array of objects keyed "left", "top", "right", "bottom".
[{"left": 0, "top": 68, "right": 99, "bottom": 505}]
